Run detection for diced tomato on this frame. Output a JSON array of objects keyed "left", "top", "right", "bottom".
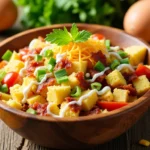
[
  {"left": 0, "top": 61, "right": 7, "bottom": 69},
  {"left": 2, "top": 72, "right": 21, "bottom": 88},
  {"left": 97, "top": 101, "right": 128, "bottom": 111},
  {"left": 91, "top": 34, "right": 105, "bottom": 40},
  {"left": 135, "top": 64, "right": 150, "bottom": 79}
]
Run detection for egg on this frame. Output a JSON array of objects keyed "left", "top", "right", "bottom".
[
  {"left": 123, "top": 0, "right": 150, "bottom": 42},
  {"left": 0, "top": 1, "right": 18, "bottom": 31}
]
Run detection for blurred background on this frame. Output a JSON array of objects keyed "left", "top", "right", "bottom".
[{"left": 0, "top": 0, "right": 149, "bottom": 42}]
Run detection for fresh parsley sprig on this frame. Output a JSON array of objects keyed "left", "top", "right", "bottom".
[{"left": 45, "top": 23, "right": 91, "bottom": 46}]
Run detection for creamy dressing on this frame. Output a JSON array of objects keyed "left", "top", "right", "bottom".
[
  {"left": 29, "top": 39, "right": 38, "bottom": 50},
  {"left": 116, "top": 64, "right": 135, "bottom": 72},
  {"left": 109, "top": 52, "right": 122, "bottom": 60},
  {"left": 19, "top": 60, "right": 30, "bottom": 76},
  {"left": 56, "top": 53, "right": 66, "bottom": 63},
  {"left": 47, "top": 86, "right": 111, "bottom": 117},
  {"left": 22, "top": 73, "right": 52, "bottom": 103},
  {"left": 110, "top": 46, "right": 120, "bottom": 51},
  {"left": 22, "top": 54, "right": 36, "bottom": 60},
  {"left": 87, "top": 67, "right": 110, "bottom": 82},
  {"left": 40, "top": 46, "right": 53, "bottom": 55},
  {"left": 85, "top": 73, "right": 90, "bottom": 78}
]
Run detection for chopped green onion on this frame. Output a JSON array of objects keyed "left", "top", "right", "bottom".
[
  {"left": 94, "top": 61, "right": 105, "bottom": 72},
  {"left": 48, "top": 57, "right": 56, "bottom": 66},
  {"left": 57, "top": 76, "right": 68, "bottom": 84},
  {"left": 120, "top": 58, "right": 129, "bottom": 64},
  {"left": 54, "top": 69, "right": 67, "bottom": 78},
  {"left": 26, "top": 108, "right": 37, "bottom": 115},
  {"left": 36, "top": 69, "right": 46, "bottom": 82},
  {"left": 44, "top": 49, "right": 53, "bottom": 57},
  {"left": 47, "top": 64, "right": 54, "bottom": 72},
  {"left": 2, "top": 50, "right": 12, "bottom": 61},
  {"left": 91, "top": 82, "right": 102, "bottom": 91},
  {"left": 117, "top": 51, "right": 128, "bottom": 58},
  {"left": 105, "top": 40, "right": 110, "bottom": 50},
  {"left": 35, "top": 54, "right": 42, "bottom": 62},
  {"left": 71, "top": 86, "right": 81, "bottom": 97},
  {"left": 0, "top": 70, "right": 6, "bottom": 82},
  {"left": 110, "top": 59, "right": 120, "bottom": 70},
  {"left": 0, "top": 84, "right": 8, "bottom": 93}
]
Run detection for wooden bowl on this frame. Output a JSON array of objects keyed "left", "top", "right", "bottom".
[{"left": 0, "top": 24, "right": 150, "bottom": 149}]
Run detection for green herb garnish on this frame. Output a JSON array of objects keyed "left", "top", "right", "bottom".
[{"left": 45, "top": 23, "right": 91, "bottom": 46}]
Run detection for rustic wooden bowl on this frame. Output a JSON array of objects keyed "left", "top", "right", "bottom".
[{"left": 0, "top": 24, "right": 150, "bottom": 149}]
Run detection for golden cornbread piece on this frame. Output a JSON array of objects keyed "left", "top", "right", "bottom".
[
  {"left": 9, "top": 51, "right": 20, "bottom": 61},
  {"left": 0, "top": 92, "right": 11, "bottom": 101},
  {"left": 47, "top": 86, "right": 71, "bottom": 105},
  {"left": 113, "top": 88, "right": 129, "bottom": 102},
  {"left": 106, "top": 70, "right": 127, "bottom": 87},
  {"left": 67, "top": 61, "right": 87, "bottom": 74},
  {"left": 27, "top": 95, "right": 46, "bottom": 105},
  {"left": 124, "top": 46, "right": 147, "bottom": 66},
  {"left": 61, "top": 72, "right": 79, "bottom": 88},
  {"left": 4, "top": 60, "right": 24, "bottom": 73},
  {"left": 132, "top": 75, "right": 150, "bottom": 96},
  {"left": 48, "top": 103, "right": 60, "bottom": 115},
  {"left": 98, "top": 90, "right": 114, "bottom": 101},
  {"left": 6, "top": 99, "right": 22, "bottom": 110},
  {"left": 60, "top": 102, "right": 79, "bottom": 117},
  {"left": 10, "top": 84, "right": 23, "bottom": 103},
  {"left": 80, "top": 90, "right": 98, "bottom": 111}
]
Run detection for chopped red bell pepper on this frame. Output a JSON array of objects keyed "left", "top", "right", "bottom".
[
  {"left": 135, "top": 64, "right": 150, "bottom": 79},
  {"left": 97, "top": 101, "right": 128, "bottom": 111}
]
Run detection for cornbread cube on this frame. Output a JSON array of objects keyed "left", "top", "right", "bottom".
[
  {"left": 10, "top": 84, "right": 23, "bottom": 103},
  {"left": 48, "top": 103, "right": 60, "bottom": 115},
  {"left": 80, "top": 90, "right": 98, "bottom": 111},
  {"left": 0, "top": 92, "right": 11, "bottom": 101},
  {"left": 132, "top": 75, "right": 150, "bottom": 95},
  {"left": 67, "top": 61, "right": 87, "bottom": 74},
  {"left": 113, "top": 88, "right": 129, "bottom": 102},
  {"left": 98, "top": 90, "right": 114, "bottom": 101},
  {"left": 10, "top": 51, "right": 20, "bottom": 61},
  {"left": 6, "top": 99, "right": 22, "bottom": 110},
  {"left": 61, "top": 73, "right": 79, "bottom": 88},
  {"left": 4, "top": 60, "right": 24, "bottom": 73},
  {"left": 106, "top": 70, "right": 127, "bottom": 87},
  {"left": 124, "top": 46, "right": 147, "bottom": 66},
  {"left": 47, "top": 86, "right": 71, "bottom": 104},
  {"left": 22, "top": 77, "right": 37, "bottom": 93},
  {"left": 27, "top": 95, "right": 46, "bottom": 105},
  {"left": 60, "top": 102, "right": 80, "bottom": 117}
]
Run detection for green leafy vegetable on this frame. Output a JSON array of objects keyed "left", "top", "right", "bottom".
[{"left": 45, "top": 23, "right": 91, "bottom": 45}]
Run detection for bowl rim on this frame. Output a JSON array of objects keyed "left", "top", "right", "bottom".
[{"left": 0, "top": 23, "right": 150, "bottom": 122}]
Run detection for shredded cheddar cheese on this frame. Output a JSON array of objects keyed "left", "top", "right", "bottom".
[{"left": 52, "top": 38, "right": 107, "bottom": 63}]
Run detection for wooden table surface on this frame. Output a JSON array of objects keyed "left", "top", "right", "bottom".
[{"left": 0, "top": 30, "right": 150, "bottom": 150}]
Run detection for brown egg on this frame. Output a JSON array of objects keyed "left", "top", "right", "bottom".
[
  {"left": 0, "top": 1, "right": 18, "bottom": 31},
  {"left": 124, "top": 0, "right": 150, "bottom": 42}
]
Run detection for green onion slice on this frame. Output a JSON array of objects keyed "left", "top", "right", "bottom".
[
  {"left": 36, "top": 69, "right": 46, "bottom": 82},
  {"left": 0, "top": 84, "right": 8, "bottom": 93},
  {"left": 56, "top": 76, "right": 68, "bottom": 84},
  {"left": 110, "top": 59, "right": 120, "bottom": 70},
  {"left": 48, "top": 57, "right": 56, "bottom": 66},
  {"left": 35, "top": 54, "right": 42, "bottom": 62},
  {"left": 54, "top": 69, "right": 67, "bottom": 78},
  {"left": 26, "top": 108, "right": 37, "bottom": 115},
  {"left": 0, "top": 70, "right": 6, "bottom": 82},
  {"left": 91, "top": 82, "right": 102, "bottom": 91},
  {"left": 117, "top": 51, "right": 128, "bottom": 58},
  {"left": 71, "top": 86, "right": 81, "bottom": 97},
  {"left": 44, "top": 49, "right": 53, "bottom": 57},
  {"left": 47, "top": 64, "right": 54, "bottom": 72},
  {"left": 105, "top": 40, "right": 110, "bottom": 50},
  {"left": 2, "top": 50, "right": 12, "bottom": 61},
  {"left": 94, "top": 61, "right": 105, "bottom": 72},
  {"left": 120, "top": 58, "right": 129, "bottom": 64}
]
